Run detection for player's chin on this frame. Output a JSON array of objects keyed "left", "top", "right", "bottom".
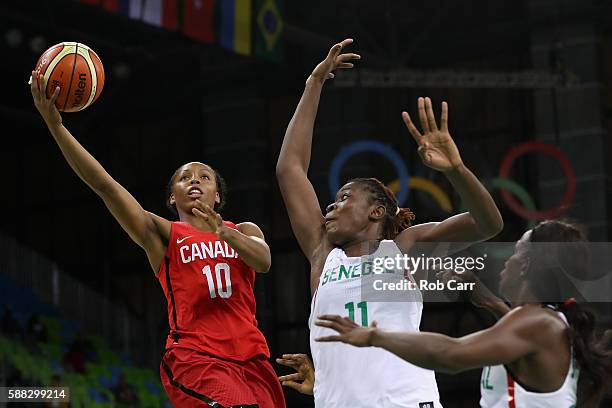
[{"left": 326, "top": 229, "right": 346, "bottom": 247}]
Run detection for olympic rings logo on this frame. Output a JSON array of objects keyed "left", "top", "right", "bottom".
[{"left": 328, "top": 140, "right": 576, "bottom": 227}]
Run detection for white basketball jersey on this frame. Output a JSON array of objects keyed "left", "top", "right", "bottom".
[
  {"left": 479, "top": 311, "right": 578, "bottom": 408},
  {"left": 309, "top": 240, "right": 442, "bottom": 408}
]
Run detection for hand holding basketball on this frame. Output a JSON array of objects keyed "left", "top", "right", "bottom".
[
  {"left": 310, "top": 38, "right": 360, "bottom": 84},
  {"left": 30, "top": 42, "right": 104, "bottom": 113},
  {"left": 30, "top": 71, "right": 62, "bottom": 127},
  {"left": 402, "top": 97, "right": 463, "bottom": 173}
]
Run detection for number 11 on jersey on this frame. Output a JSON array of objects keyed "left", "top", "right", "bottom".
[
  {"left": 345, "top": 301, "right": 368, "bottom": 326},
  {"left": 202, "top": 263, "right": 232, "bottom": 299}
]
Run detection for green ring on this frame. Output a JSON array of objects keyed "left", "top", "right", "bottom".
[{"left": 459, "top": 177, "right": 537, "bottom": 259}]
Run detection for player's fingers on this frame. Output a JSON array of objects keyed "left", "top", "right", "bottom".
[
  {"left": 281, "top": 381, "right": 304, "bottom": 392},
  {"left": 314, "top": 320, "right": 338, "bottom": 331},
  {"left": 315, "top": 335, "right": 343, "bottom": 342},
  {"left": 29, "top": 71, "right": 38, "bottom": 96},
  {"left": 417, "top": 97, "right": 430, "bottom": 134},
  {"left": 278, "top": 373, "right": 303, "bottom": 382},
  {"left": 338, "top": 38, "right": 353, "bottom": 49},
  {"left": 275, "top": 358, "right": 299, "bottom": 367},
  {"left": 40, "top": 75, "right": 49, "bottom": 101},
  {"left": 281, "top": 354, "right": 303, "bottom": 360},
  {"left": 425, "top": 97, "right": 438, "bottom": 132},
  {"left": 440, "top": 101, "right": 449, "bottom": 133},
  {"left": 338, "top": 63, "right": 354, "bottom": 69},
  {"left": 192, "top": 208, "right": 208, "bottom": 220},
  {"left": 401, "top": 112, "right": 423, "bottom": 145},
  {"left": 338, "top": 53, "right": 360, "bottom": 61},
  {"left": 328, "top": 72, "right": 335, "bottom": 79},
  {"left": 292, "top": 354, "right": 309, "bottom": 363},
  {"left": 317, "top": 314, "right": 343, "bottom": 322},
  {"left": 50, "top": 86, "right": 60, "bottom": 104},
  {"left": 326, "top": 43, "right": 343, "bottom": 61}
]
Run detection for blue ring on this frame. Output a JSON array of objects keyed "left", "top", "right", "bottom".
[{"left": 328, "top": 140, "right": 410, "bottom": 205}]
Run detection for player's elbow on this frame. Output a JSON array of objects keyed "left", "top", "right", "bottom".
[
  {"left": 276, "top": 162, "right": 304, "bottom": 183},
  {"left": 255, "top": 258, "right": 271, "bottom": 273}
]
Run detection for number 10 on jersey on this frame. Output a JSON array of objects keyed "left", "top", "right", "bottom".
[{"left": 202, "top": 263, "right": 232, "bottom": 299}]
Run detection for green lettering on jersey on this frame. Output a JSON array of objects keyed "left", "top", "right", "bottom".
[
  {"left": 481, "top": 367, "right": 494, "bottom": 390},
  {"left": 362, "top": 261, "right": 372, "bottom": 276},
  {"left": 339, "top": 265, "right": 350, "bottom": 280}
]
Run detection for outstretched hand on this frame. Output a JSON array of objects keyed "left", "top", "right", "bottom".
[
  {"left": 310, "top": 38, "right": 360, "bottom": 84},
  {"left": 192, "top": 200, "right": 223, "bottom": 234},
  {"left": 315, "top": 315, "right": 377, "bottom": 347},
  {"left": 30, "top": 70, "right": 62, "bottom": 127},
  {"left": 276, "top": 354, "right": 315, "bottom": 395},
  {"left": 402, "top": 97, "right": 463, "bottom": 173}
]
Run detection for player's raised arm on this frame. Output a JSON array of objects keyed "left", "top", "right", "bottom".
[
  {"left": 315, "top": 307, "right": 542, "bottom": 374},
  {"left": 276, "top": 39, "right": 360, "bottom": 260},
  {"left": 30, "top": 71, "right": 168, "bottom": 270},
  {"left": 395, "top": 98, "right": 503, "bottom": 253}
]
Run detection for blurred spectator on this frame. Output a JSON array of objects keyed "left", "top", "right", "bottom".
[{"left": 113, "top": 374, "right": 138, "bottom": 407}]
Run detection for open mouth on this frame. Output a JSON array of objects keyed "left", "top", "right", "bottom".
[{"left": 188, "top": 187, "right": 203, "bottom": 198}]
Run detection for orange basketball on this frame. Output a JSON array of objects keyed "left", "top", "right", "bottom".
[{"left": 33, "top": 42, "right": 105, "bottom": 112}]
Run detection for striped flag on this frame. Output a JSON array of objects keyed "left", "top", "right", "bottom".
[{"left": 219, "top": 0, "right": 252, "bottom": 55}]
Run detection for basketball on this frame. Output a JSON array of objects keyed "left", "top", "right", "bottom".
[{"left": 33, "top": 42, "right": 104, "bottom": 112}]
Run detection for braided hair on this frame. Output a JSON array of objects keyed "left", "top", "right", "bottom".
[
  {"left": 349, "top": 177, "right": 415, "bottom": 239},
  {"left": 526, "top": 220, "right": 612, "bottom": 407}
]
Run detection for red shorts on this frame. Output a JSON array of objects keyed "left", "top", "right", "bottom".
[{"left": 160, "top": 348, "right": 286, "bottom": 408}]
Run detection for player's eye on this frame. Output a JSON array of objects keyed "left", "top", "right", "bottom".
[
  {"left": 179, "top": 175, "right": 189, "bottom": 181},
  {"left": 340, "top": 193, "right": 349, "bottom": 201},
  {"left": 201, "top": 175, "right": 210, "bottom": 180}
]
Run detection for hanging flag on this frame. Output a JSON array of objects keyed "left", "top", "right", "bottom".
[
  {"left": 101, "top": 0, "right": 177, "bottom": 29},
  {"left": 219, "top": 0, "right": 252, "bottom": 55},
  {"left": 253, "top": 0, "right": 283, "bottom": 61},
  {"left": 183, "top": 0, "right": 216, "bottom": 43}
]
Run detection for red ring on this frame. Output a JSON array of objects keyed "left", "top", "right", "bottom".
[{"left": 499, "top": 141, "right": 575, "bottom": 220}]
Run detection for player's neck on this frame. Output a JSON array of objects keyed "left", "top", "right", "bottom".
[{"left": 341, "top": 238, "right": 382, "bottom": 257}]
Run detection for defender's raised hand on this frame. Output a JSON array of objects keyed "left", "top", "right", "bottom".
[
  {"left": 315, "top": 315, "right": 378, "bottom": 347},
  {"left": 30, "top": 70, "right": 62, "bottom": 127},
  {"left": 310, "top": 38, "right": 360, "bottom": 84},
  {"left": 402, "top": 97, "right": 463, "bottom": 172}
]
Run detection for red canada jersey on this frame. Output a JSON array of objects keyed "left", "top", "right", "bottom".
[{"left": 156, "top": 221, "right": 270, "bottom": 361}]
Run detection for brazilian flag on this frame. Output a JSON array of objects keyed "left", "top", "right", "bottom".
[{"left": 253, "top": 0, "right": 284, "bottom": 62}]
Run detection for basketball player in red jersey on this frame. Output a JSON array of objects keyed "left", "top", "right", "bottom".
[{"left": 30, "top": 71, "right": 285, "bottom": 408}]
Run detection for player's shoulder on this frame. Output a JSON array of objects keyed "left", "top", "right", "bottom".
[
  {"left": 500, "top": 305, "right": 567, "bottom": 342},
  {"left": 235, "top": 221, "right": 265, "bottom": 239}
]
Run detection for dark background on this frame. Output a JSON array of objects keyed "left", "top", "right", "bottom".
[{"left": 1, "top": 0, "right": 612, "bottom": 406}]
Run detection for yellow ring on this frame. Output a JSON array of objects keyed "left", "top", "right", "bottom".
[{"left": 388, "top": 177, "right": 453, "bottom": 213}]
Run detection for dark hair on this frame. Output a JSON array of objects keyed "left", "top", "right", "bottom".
[
  {"left": 165, "top": 164, "right": 228, "bottom": 218},
  {"left": 526, "top": 220, "right": 612, "bottom": 407},
  {"left": 349, "top": 178, "right": 415, "bottom": 239}
]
